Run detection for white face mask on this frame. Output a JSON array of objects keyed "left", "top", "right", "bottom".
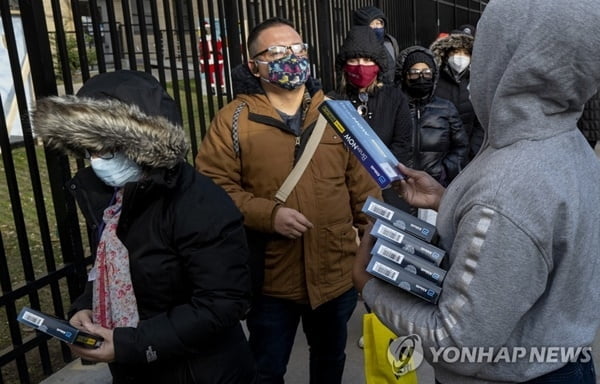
[
  {"left": 90, "top": 152, "right": 143, "bottom": 187},
  {"left": 448, "top": 54, "right": 471, "bottom": 74}
]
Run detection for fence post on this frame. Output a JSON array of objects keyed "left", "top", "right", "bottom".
[
  {"left": 19, "top": 0, "right": 88, "bottom": 299},
  {"left": 224, "top": 1, "right": 243, "bottom": 68},
  {"left": 316, "top": 0, "right": 334, "bottom": 91}
]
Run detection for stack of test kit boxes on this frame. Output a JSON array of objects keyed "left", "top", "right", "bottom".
[{"left": 362, "top": 196, "right": 447, "bottom": 304}]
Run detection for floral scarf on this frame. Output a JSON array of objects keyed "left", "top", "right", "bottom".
[{"left": 92, "top": 188, "right": 139, "bottom": 329}]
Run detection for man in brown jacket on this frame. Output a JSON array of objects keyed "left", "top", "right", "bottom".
[{"left": 196, "top": 17, "right": 380, "bottom": 384}]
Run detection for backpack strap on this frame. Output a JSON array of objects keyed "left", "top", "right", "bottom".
[{"left": 232, "top": 101, "right": 247, "bottom": 158}]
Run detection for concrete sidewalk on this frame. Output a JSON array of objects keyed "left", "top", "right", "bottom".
[
  {"left": 40, "top": 301, "right": 600, "bottom": 383},
  {"left": 39, "top": 296, "right": 600, "bottom": 383},
  {"left": 40, "top": 303, "right": 435, "bottom": 384}
]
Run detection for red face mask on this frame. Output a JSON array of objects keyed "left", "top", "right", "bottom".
[{"left": 343, "top": 64, "right": 380, "bottom": 88}]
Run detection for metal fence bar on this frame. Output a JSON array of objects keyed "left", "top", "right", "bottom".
[
  {"left": 89, "top": 0, "right": 107, "bottom": 72},
  {"left": 105, "top": 0, "right": 122, "bottom": 69},
  {"left": 120, "top": 0, "right": 137, "bottom": 69}
]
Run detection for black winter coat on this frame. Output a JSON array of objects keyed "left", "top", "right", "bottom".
[
  {"left": 435, "top": 66, "right": 484, "bottom": 161},
  {"left": 577, "top": 91, "right": 600, "bottom": 145},
  {"left": 410, "top": 96, "right": 469, "bottom": 186},
  {"left": 68, "top": 164, "right": 256, "bottom": 384}
]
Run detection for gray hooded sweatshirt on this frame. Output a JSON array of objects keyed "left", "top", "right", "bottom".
[{"left": 362, "top": 0, "right": 600, "bottom": 382}]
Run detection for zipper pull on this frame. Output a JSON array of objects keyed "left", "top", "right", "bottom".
[{"left": 293, "top": 136, "right": 301, "bottom": 164}]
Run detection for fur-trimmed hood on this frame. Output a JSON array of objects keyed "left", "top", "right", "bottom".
[
  {"left": 430, "top": 33, "right": 474, "bottom": 70},
  {"left": 32, "top": 70, "right": 189, "bottom": 169}
]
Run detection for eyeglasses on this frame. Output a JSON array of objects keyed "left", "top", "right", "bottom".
[
  {"left": 407, "top": 68, "right": 433, "bottom": 80},
  {"left": 84, "top": 149, "right": 115, "bottom": 160},
  {"left": 252, "top": 43, "right": 308, "bottom": 60}
]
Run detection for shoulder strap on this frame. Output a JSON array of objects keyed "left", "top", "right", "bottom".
[
  {"left": 274, "top": 101, "right": 329, "bottom": 203},
  {"left": 231, "top": 98, "right": 329, "bottom": 204},
  {"left": 232, "top": 101, "right": 246, "bottom": 158}
]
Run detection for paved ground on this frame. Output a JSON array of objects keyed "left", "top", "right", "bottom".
[
  {"left": 40, "top": 302, "right": 435, "bottom": 384},
  {"left": 39, "top": 299, "right": 600, "bottom": 383}
]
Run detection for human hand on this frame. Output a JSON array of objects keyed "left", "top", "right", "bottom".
[
  {"left": 273, "top": 207, "right": 313, "bottom": 239},
  {"left": 392, "top": 164, "right": 445, "bottom": 210},
  {"left": 353, "top": 223, "right": 376, "bottom": 293},
  {"left": 69, "top": 309, "right": 93, "bottom": 329},
  {"left": 69, "top": 323, "right": 115, "bottom": 363}
]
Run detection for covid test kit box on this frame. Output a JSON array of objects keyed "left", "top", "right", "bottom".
[
  {"left": 367, "top": 254, "right": 442, "bottom": 304},
  {"left": 18, "top": 307, "right": 103, "bottom": 348},
  {"left": 370, "top": 219, "right": 445, "bottom": 266},
  {"left": 371, "top": 238, "right": 446, "bottom": 286},
  {"left": 362, "top": 196, "right": 437, "bottom": 242},
  {"left": 318, "top": 99, "right": 404, "bottom": 188}
]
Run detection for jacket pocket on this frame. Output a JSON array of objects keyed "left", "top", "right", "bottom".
[
  {"left": 319, "top": 220, "right": 357, "bottom": 283},
  {"left": 314, "top": 132, "right": 347, "bottom": 180}
]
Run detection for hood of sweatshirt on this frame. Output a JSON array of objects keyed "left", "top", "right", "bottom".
[{"left": 470, "top": 0, "right": 600, "bottom": 150}]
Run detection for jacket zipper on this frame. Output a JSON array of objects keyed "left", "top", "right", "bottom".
[{"left": 293, "top": 135, "right": 301, "bottom": 165}]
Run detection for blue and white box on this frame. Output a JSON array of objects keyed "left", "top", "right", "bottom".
[
  {"left": 370, "top": 219, "right": 445, "bottom": 266},
  {"left": 318, "top": 99, "right": 404, "bottom": 188},
  {"left": 371, "top": 238, "right": 446, "bottom": 286},
  {"left": 17, "top": 307, "right": 103, "bottom": 348},
  {"left": 367, "top": 254, "right": 442, "bottom": 304},
  {"left": 362, "top": 196, "right": 437, "bottom": 242}
]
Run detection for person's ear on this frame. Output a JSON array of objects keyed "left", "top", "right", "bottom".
[{"left": 248, "top": 61, "right": 260, "bottom": 77}]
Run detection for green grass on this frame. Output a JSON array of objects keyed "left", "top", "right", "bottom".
[{"left": 0, "top": 83, "right": 226, "bottom": 383}]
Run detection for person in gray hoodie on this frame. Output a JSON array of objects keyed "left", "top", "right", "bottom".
[{"left": 353, "top": 0, "right": 600, "bottom": 383}]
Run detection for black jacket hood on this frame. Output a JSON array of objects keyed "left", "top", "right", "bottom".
[
  {"left": 352, "top": 6, "right": 388, "bottom": 27},
  {"left": 32, "top": 70, "right": 189, "bottom": 169},
  {"left": 397, "top": 46, "right": 440, "bottom": 101},
  {"left": 335, "top": 26, "right": 388, "bottom": 76}
]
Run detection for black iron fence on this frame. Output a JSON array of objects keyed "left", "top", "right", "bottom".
[{"left": 0, "top": 0, "right": 486, "bottom": 382}]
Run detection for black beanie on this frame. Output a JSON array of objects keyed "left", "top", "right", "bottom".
[
  {"left": 335, "top": 26, "right": 388, "bottom": 74},
  {"left": 352, "top": 6, "right": 387, "bottom": 27},
  {"left": 452, "top": 24, "right": 476, "bottom": 37},
  {"left": 403, "top": 50, "right": 436, "bottom": 74}
]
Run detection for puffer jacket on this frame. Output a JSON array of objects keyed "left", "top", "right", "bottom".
[
  {"left": 196, "top": 65, "right": 381, "bottom": 308},
  {"left": 577, "top": 91, "right": 600, "bottom": 144},
  {"left": 431, "top": 33, "right": 483, "bottom": 161},
  {"left": 32, "top": 71, "right": 256, "bottom": 384},
  {"left": 409, "top": 96, "right": 469, "bottom": 185},
  {"left": 398, "top": 46, "right": 469, "bottom": 186}
]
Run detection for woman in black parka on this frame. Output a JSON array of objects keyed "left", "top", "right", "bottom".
[
  {"left": 398, "top": 46, "right": 469, "bottom": 187},
  {"left": 430, "top": 30, "right": 484, "bottom": 163},
  {"left": 32, "top": 70, "right": 257, "bottom": 384},
  {"left": 329, "top": 25, "right": 413, "bottom": 210}
]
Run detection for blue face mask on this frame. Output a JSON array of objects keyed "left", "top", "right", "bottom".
[
  {"left": 90, "top": 152, "right": 143, "bottom": 187},
  {"left": 372, "top": 28, "right": 385, "bottom": 42},
  {"left": 255, "top": 54, "right": 311, "bottom": 90}
]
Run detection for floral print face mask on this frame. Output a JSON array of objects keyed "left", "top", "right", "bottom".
[{"left": 255, "top": 54, "right": 311, "bottom": 90}]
